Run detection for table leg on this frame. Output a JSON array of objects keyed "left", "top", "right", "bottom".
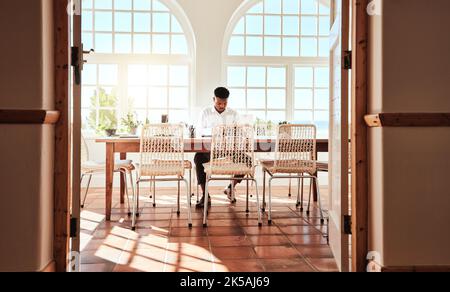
[
  {"left": 106, "top": 143, "right": 114, "bottom": 221},
  {"left": 120, "top": 152, "right": 127, "bottom": 204},
  {"left": 313, "top": 148, "right": 318, "bottom": 202}
]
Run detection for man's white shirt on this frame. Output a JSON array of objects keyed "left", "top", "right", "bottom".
[{"left": 197, "top": 106, "right": 240, "bottom": 137}]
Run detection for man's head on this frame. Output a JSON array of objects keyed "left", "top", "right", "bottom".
[{"left": 213, "top": 87, "right": 230, "bottom": 114}]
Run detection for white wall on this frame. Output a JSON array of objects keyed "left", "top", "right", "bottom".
[{"left": 368, "top": 0, "right": 450, "bottom": 267}]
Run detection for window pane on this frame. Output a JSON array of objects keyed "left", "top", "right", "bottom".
[
  {"left": 283, "top": 16, "right": 299, "bottom": 35},
  {"left": 315, "top": 89, "right": 329, "bottom": 110},
  {"left": 169, "top": 87, "right": 189, "bottom": 108},
  {"left": 171, "top": 35, "right": 188, "bottom": 55},
  {"left": 301, "top": 37, "right": 317, "bottom": 56},
  {"left": 247, "top": 67, "right": 266, "bottom": 87},
  {"left": 82, "top": 33, "right": 94, "bottom": 51},
  {"left": 246, "top": 15, "right": 263, "bottom": 35},
  {"left": 134, "top": 13, "right": 151, "bottom": 32},
  {"left": 248, "top": 2, "right": 263, "bottom": 13},
  {"left": 149, "top": 65, "right": 168, "bottom": 85},
  {"left": 295, "top": 89, "right": 313, "bottom": 109},
  {"left": 99, "top": 65, "right": 118, "bottom": 85},
  {"left": 95, "top": 33, "right": 113, "bottom": 53},
  {"left": 82, "top": 86, "right": 96, "bottom": 108},
  {"left": 148, "top": 110, "right": 167, "bottom": 122},
  {"left": 267, "top": 89, "right": 286, "bottom": 109},
  {"left": 128, "top": 87, "right": 147, "bottom": 108},
  {"left": 115, "top": 12, "right": 132, "bottom": 32},
  {"left": 265, "top": 16, "right": 281, "bottom": 35},
  {"left": 228, "top": 36, "right": 245, "bottom": 56},
  {"left": 135, "top": 110, "right": 147, "bottom": 124},
  {"left": 247, "top": 89, "right": 266, "bottom": 109},
  {"left": 233, "top": 19, "right": 245, "bottom": 35},
  {"left": 153, "top": 12, "right": 170, "bottom": 33},
  {"left": 227, "top": 67, "right": 246, "bottom": 87},
  {"left": 319, "top": 16, "right": 330, "bottom": 36},
  {"left": 294, "top": 110, "right": 313, "bottom": 123},
  {"left": 169, "top": 66, "right": 188, "bottom": 86},
  {"left": 319, "top": 0, "right": 331, "bottom": 15},
  {"left": 153, "top": 0, "right": 169, "bottom": 11},
  {"left": 315, "top": 67, "right": 329, "bottom": 87},
  {"left": 265, "top": 0, "right": 281, "bottom": 14},
  {"left": 295, "top": 67, "right": 313, "bottom": 87},
  {"left": 246, "top": 36, "right": 263, "bottom": 56},
  {"left": 282, "top": 37, "right": 299, "bottom": 56},
  {"left": 267, "top": 67, "right": 285, "bottom": 87},
  {"left": 152, "top": 34, "right": 170, "bottom": 54},
  {"left": 115, "top": 34, "right": 132, "bottom": 53},
  {"left": 115, "top": 0, "right": 132, "bottom": 10},
  {"left": 82, "top": 0, "right": 93, "bottom": 9},
  {"left": 169, "top": 110, "right": 189, "bottom": 123},
  {"left": 229, "top": 88, "right": 246, "bottom": 109},
  {"left": 128, "top": 65, "right": 148, "bottom": 85},
  {"left": 95, "top": 0, "right": 112, "bottom": 9},
  {"left": 264, "top": 37, "right": 281, "bottom": 56},
  {"left": 301, "top": 0, "right": 318, "bottom": 14},
  {"left": 267, "top": 111, "right": 286, "bottom": 122},
  {"left": 83, "top": 64, "right": 97, "bottom": 85},
  {"left": 301, "top": 16, "right": 318, "bottom": 36},
  {"left": 148, "top": 87, "right": 167, "bottom": 108},
  {"left": 283, "top": 0, "right": 300, "bottom": 14},
  {"left": 82, "top": 11, "right": 93, "bottom": 31},
  {"left": 95, "top": 12, "right": 113, "bottom": 31},
  {"left": 248, "top": 110, "right": 266, "bottom": 121},
  {"left": 318, "top": 37, "right": 328, "bottom": 57},
  {"left": 133, "top": 34, "right": 151, "bottom": 53},
  {"left": 171, "top": 16, "right": 183, "bottom": 33},
  {"left": 134, "top": 0, "right": 151, "bottom": 10}
]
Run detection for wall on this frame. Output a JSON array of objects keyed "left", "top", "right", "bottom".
[
  {"left": 0, "top": 0, "right": 54, "bottom": 271},
  {"left": 368, "top": 0, "right": 450, "bottom": 267}
]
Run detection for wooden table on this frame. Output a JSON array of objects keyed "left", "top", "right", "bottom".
[{"left": 96, "top": 138, "right": 329, "bottom": 220}]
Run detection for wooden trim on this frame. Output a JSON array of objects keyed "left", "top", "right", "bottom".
[
  {"left": 53, "top": 0, "right": 70, "bottom": 273},
  {"left": 351, "top": 0, "right": 369, "bottom": 273},
  {"left": 41, "top": 261, "right": 56, "bottom": 272},
  {"left": 365, "top": 113, "right": 450, "bottom": 127},
  {"left": 0, "top": 109, "right": 60, "bottom": 124},
  {"left": 368, "top": 261, "right": 450, "bottom": 272}
]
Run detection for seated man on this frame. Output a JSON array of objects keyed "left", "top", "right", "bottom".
[{"left": 195, "top": 87, "right": 246, "bottom": 208}]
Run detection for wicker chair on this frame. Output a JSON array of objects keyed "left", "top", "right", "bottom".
[
  {"left": 261, "top": 124, "right": 325, "bottom": 225},
  {"left": 80, "top": 134, "right": 135, "bottom": 214},
  {"left": 131, "top": 124, "right": 192, "bottom": 230},
  {"left": 202, "top": 124, "right": 262, "bottom": 227}
]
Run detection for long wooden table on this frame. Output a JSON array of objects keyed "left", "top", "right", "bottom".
[{"left": 96, "top": 137, "right": 329, "bottom": 220}]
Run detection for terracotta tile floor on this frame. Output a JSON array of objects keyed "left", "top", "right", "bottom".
[{"left": 80, "top": 186, "right": 338, "bottom": 272}]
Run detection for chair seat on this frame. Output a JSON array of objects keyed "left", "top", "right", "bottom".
[
  {"left": 135, "top": 160, "right": 191, "bottom": 177},
  {"left": 203, "top": 162, "right": 254, "bottom": 176},
  {"left": 82, "top": 159, "right": 134, "bottom": 173},
  {"left": 260, "top": 160, "right": 316, "bottom": 175},
  {"left": 135, "top": 160, "right": 192, "bottom": 169}
]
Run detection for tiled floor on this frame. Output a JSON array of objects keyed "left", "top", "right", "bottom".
[{"left": 79, "top": 185, "right": 338, "bottom": 272}]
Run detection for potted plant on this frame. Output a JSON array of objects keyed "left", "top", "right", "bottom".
[
  {"left": 121, "top": 112, "right": 142, "bottom": 135},
  {"left": 87, "top": 88, "right": 118, "bottom": 136}
]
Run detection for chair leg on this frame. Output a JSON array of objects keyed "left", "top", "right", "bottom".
[
  {"left": 315, "top": 176, "right": 325, "bottom": 224},
  {"left": 189, "top": 168, "right": 193, "bottom": 204},
  {"left": 252, "top": 179, "right": 262, "bottom": 227},
  {"left": 296, "top": 176, "right": 301, "bottom": 206},
  {"left": 268, "top": 177, "right": 273, "bottom": 225},
  {"left": 307, "top": 178, "right": 313, "bottom": 216},
  {"left": 231, "top": 178, "right": 236, "bottom": 203},
  {"left": 300, "top": 176, "right": 305, "bottom": 212},
  {"left": 246, "top": 178, "right": 249, "bottom": 213},
  {"left": 132, "top": 180, "right": 139, "bottom": 230},
  {"left": 262, "top": 170, "right": 266, "bottom": 212},
  {"left": 203, "top": 177, "right": 210, "bottom": 227},
  {"left": 81, "top": 174, "right": 92, "bottom": 208},
  {"left": 152, "top": 177, "right": 156, "bottom": 208},
  {"left": 177, "top": 179, "right": 181, "bottom": 216},
  {"left": 184, "top": 178, "right": 192, "bottom": 228},
  {"left": 136, "top": 179, "right": 141, "bottom": 217},
  {"left": 127, "top": 171, "right": 135, "bottom": 216},
  {"left": 288, "top": 175, "right": 292, "bottom": 197}
]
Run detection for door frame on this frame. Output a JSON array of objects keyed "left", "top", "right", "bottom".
[{"left": 52, "top": 0, "right": 370, "bottom": 272}]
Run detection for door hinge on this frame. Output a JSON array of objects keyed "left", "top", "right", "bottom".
[
  {"left": 344, "top": 215, "right": 352, "bottom": 235},
  {"left": 343, "top": 50, "right": 352, "bottom": 70},
  {"left": 70, "top": 217, "right": 78, "bottom": 238}
]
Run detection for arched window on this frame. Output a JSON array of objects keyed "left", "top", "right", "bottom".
[
  {"left": 224, "top": 0, "right": 330, "bottom": 137},
  {"left": 81, "top": 0, "right": 194, "bottom": 133}
]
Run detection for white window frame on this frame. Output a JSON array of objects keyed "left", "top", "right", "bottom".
[{"left": 223, "top": 0, "right": 329, "bottom": 124}]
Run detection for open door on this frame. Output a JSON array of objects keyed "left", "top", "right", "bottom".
[
  {"left": 68, "top": 0, "right": 82, "bottom": 272},
  {"left": 328, "top": 0, "right": 350, "bottom": 272}
]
